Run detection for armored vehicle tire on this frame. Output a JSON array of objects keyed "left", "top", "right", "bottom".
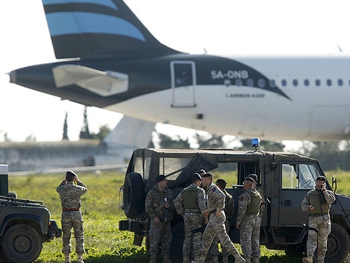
[
  {"left": 2, "top": 224, "right": 42, "bottom": 263},
  {"left": 170, "top": 222, "right": 184, "bottom": 263},
  {"left": 325, "top": 223, "right": 350, "bottom": 263},
  {"left": 123, "top": 172, "right": 145, "bottom": 218}
]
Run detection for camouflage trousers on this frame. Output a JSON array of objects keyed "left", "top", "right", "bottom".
[
  {"left": 183, "top": 212, "right": 203, "bottom": 262},
  {"left": 200, "top": 212, "right": 240, "bottom": 258},
  {"left": 239, "top": 213, "right": 260, "bottom": 258},
  {"left": 149, "top": 220, "right": 172, "bottom": 255},
  {"left": 206, "top": 236, "right": 219, "bottom": 263},
  {"left": 206, "top": 220, "right": 231, "bottom": 263},
  {"left": 61, "top": 211, "right": 85, "bottom": 254},
  {"left": 306, "top": 214, "right": 331, "bottom": 262}
]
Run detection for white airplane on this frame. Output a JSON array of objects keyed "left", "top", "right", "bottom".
[{"left": 9, "top": 0, "right": 350, "bottom": 152}]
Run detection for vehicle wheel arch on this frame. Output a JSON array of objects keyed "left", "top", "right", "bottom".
[{"left": 0, "top": 216, "right": 46, "bottom": 237}]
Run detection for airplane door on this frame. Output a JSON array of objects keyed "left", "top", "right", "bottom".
[{"left": 170, "top": 61, "right": 196, "bottom": 107}]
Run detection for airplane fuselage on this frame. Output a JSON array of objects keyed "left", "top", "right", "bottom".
[{"left": 11, "top": 53, "right": 350, "bottom": 141}]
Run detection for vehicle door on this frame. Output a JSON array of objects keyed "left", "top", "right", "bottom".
[{"left": 278, "top": 162, "right": 322, "bottom": 225}]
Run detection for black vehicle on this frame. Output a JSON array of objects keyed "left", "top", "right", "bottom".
[
  {"left": 119, "top": 142, "right": 350, "bottom": 263},
  {"left": 0, "top": 165, "right": 61, "bottom": 263}
]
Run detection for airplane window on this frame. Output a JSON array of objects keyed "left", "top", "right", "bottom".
[
  {"left": 327, "top": 79, "right": 332, "bottom": 86},
  {"left": 258, "top": 79, "right": 265, "bottom": 87},
  {"left": 338, "top": 79, "right": 343, "bottom": 86},
  {"left": 293, "top": 79, "right": 298, "bottom": 86},
  {"left": 282, "top": 79, "right": 287, "bottom": 86},
  {"left": 235, "top": 79, "right": 242, "bottom": 86},
  {"left": 304, "top": 79, "right": 309, "bottom": 86},
  {"left": 269, "top": 80, "right": 276, "bottom": 88},
  {"left": 315, "top": 79, "right": 321, "bottom": 86},
  {"left": 224, "top": 79, "right": 231, "bottom": 87},
  {"left": 246, "top": 79, "right": 254, "bottom": 87}
]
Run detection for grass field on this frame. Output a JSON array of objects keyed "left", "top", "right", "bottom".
[{"left": 7, "top": 169, "right": 350, "bottom": 263}]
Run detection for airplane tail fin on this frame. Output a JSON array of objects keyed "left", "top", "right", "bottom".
[
  {"left": 42, "top": 0, "right": 180, "bottom": 59},
  {"left": 94, "top": 116, "right": 156, "bottom": 165}
]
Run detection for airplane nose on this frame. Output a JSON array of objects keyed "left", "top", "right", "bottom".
[{"left": 8, "top": 70, "right": 17, "bottom": 84}]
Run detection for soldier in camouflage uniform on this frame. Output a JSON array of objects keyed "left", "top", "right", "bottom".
[
  {"left": 194, "top": 173, "right": 245, "bottom": 263},
  {"left": 248, "top": 174, "right": 265, "bottom": 245},
  {"left": 145, "top": 175, "right": 174, "bottom": 263},
  {"left": 175, "top": 173, "right": 206, "bottom": 263},
  {"left": 301, "top": 176, "right": 335, "bottom": 263},
  {"left": 217, "top": 179, "right": 234, "bottom": 263},
  {"left": 56, "top": 171, "right": 88, "bottom": 263},
  {"left": 235, "top": 177, "right": 262, "bottom": 263},
  {"left": 206, "top": 179, "right": 234, "bottom": 263}
]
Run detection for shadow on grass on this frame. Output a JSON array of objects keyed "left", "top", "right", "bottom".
[
  {"left": 261, "top": 255, "right": 301, "bottom": 263},
  {"left": 80, "top": 252, "right": 300, "bottom": 263}
]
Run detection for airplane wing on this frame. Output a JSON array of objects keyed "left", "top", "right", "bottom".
[{"left": 53, "top": 65, "right": 128, "bottom": 97}]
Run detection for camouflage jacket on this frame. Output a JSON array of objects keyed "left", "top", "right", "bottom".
[
  {"left": 174, "top": 183, "right": 206, "bottom": 217},
  {"left": 145, "top": 185, "right": 174, "bottom": 221},
  {"left": 301, "top": 189, "right": 335, "bottom": 213},
  {"left": 56, "top": 180, "right": 88, "bottom": 210},
  {"left": 206, "top": 183, "right": 225, "bottom": 212},
  {"left": 236, "top": 188, "right": 262, "bottom": 226}
]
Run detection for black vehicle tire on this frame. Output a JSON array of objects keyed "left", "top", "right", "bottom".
[
  {"left": 170, "top": 222, "right": 184, "bottom": 263},
  {"left": 123, "top": 172, "right": 145, "bottom": 218},
  {"left": 2, "top": 224, "right": 42, "bottom": 263},
  {"left": 324, "top": 223, "right": 350, "bottom": 263}
]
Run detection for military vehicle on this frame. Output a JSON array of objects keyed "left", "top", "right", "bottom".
[
  {"left": 119, "top": 140, "right": 350, "bottom": 263},
  {"left": 0, "top": 164, "right": 61, "bottom": 263}
]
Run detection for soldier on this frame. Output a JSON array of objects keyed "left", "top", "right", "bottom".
[
  {"left": 301, "top": 176, "right": 336, "bottom": 263},
  {"left": 145, "top": 175, "right": 174, "bottom": 263},
  {"left": 216, "top": 179, "right": 234, "bottom": 263},
  {"left": 235, "top": 177, "right": 262, "bottom": 263},
  {"left": 248, "top": 174, "right": 265, "bottom": 231},
  {"left": 174, "top": 173, "right": 206, "bottom": 263},
  {"left": 56, "top": 170, "right": 88, "bottom": 263},
  {"left": 197, "top": 169, "right": 219, "bottom": 263},
  {"left": 194, "top": 173, "right": 245, "bottom": 263}
]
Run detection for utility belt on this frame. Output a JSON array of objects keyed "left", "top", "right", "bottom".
[
  {"left": 309, "top": 213, "right": 328, "bottom": 217},
  {"left": 63, "top": 208, "right": 80, "bottom": 212},
  {"left": 184, "top": 209, "right": 201, "bottom": 214}
]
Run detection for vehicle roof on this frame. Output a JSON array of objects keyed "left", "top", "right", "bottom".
[{"left": 136, "top": 148, "right": 317, "bottom": 161}]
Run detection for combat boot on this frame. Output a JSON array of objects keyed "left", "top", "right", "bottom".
[
  {"left": 163, "top": 254, "right": 172, "bottom": 263},
  {"left": 302, "top": 256, "right": 313, "bottom": 263},
  {"left": 77, "top": 253, "right": 84, "bottom": 263},
  {"left": 149, "top": 254, "right": 157, "bottom": 263},
  {"left": 251, "top": 257, "right": 260, "bottom": 263},
  {"left": 64, "top": 254, "right": 70, "bottom": 263}
]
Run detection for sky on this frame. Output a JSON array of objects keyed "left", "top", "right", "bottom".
[{"left": 1, "top": 0, "right": 350, "bottom": 149}]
